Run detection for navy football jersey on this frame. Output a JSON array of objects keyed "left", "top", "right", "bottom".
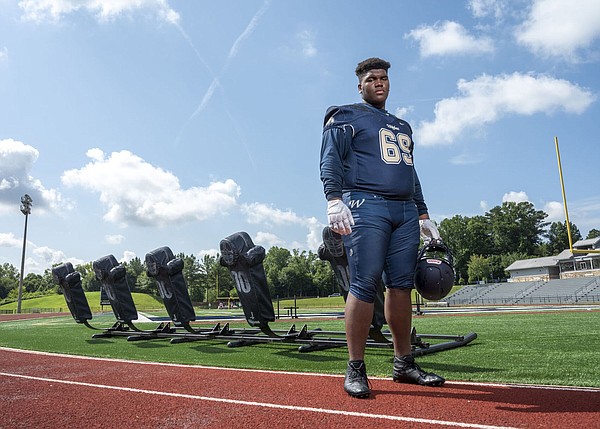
[{"left": 320, "top": 103, "right": 428, "bottom": 215}]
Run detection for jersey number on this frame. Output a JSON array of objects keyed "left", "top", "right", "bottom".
[{"left": 379, "top": 129, "right": 413, "bottom": 165}]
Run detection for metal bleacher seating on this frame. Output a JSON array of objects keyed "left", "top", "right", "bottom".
[{"left": 444, "top": 277, "right": 600, "bottom": 306}]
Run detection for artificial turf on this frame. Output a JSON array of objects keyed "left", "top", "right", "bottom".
[{"left": 1, "top": 309, "right": 598, "bottom": 388}]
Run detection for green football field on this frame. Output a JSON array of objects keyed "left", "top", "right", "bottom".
[{"left": 1, "top": 308, "right": 598, "bottom": 388}]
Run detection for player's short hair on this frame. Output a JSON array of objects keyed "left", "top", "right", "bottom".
[{"left": 355, "top": 57, "right": 391, "bottom": 79}]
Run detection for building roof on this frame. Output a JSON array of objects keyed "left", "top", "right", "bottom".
[
  {"left": 506, "top": 238, "right": 600, "bottom": 274},
  {"left": 506, "top": 256, "right": 559, "bottom": 271},
  {"left": 573, "top": 237, "right": 600, "bottom": 249},
  {"left": 556, "top": 249, "right": 573, "bottom": 260}
]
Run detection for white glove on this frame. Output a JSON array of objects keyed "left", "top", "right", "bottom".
[
  {"left": 419, "top": 219, "right": 440, "bottom": 243},
  {"left": 327, "top": 199, "right": 354, "bottom": 235}
]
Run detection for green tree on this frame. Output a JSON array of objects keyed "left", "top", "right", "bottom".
[
  {"left": 180, "top": 253, "right": 204, "bottom": 302},
  {"left": 23, "top": 273, "right": 46, "bottom": 293},
  {"left": 500, "top": 252, "right": 529, "bottom": 278},
  {"left": 124, "top": 257, "right": 145, "bottom": 292},
  {"left": 78, "top": 263, "right": 101, "bottom": 291},
  {"left": 0, "top": 263, "right": 19, "bottom": 300},
  {"left": 263, "top": 247, "right": 291, "bottom": 298},
  {"left": 439, "top": 215, "right": 492, "bottom": 283},
  {"left": 467, "top": 254, "right": 491, "bottom": 284},
  {"left": 546, "top": 221, "right": 582, "bottom": 255},
  {"left": 586, "top": 229, "right": 600, "bottom": 239},
  {"left": 312, "top": 258, "right": 336, "bottom": 297},
  {"left": 486, "top": 202, "right": 548, "bottom": 256},
  {"left": 285, "top": 250, "right": 315, "bottom": 297},
  {"left": 199, "top": 254, "right": 233, "bottom": 301}
]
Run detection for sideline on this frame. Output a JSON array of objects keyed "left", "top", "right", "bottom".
[
  {"left": 0, "top": 370, "right": 518, "bottom": 429},
  {"left": 2, "top": 346, "right": 598, "bottom": 393}
]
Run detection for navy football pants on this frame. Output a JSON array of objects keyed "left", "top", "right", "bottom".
[{"left": 341, "top": 191, "right": 420, "bottom": 303}]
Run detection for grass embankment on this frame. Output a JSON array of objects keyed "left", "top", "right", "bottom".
[{"left": 0, "top": 292, "right": 165, "bottom": 313}]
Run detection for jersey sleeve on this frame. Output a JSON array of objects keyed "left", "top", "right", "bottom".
[
  {"left": 413, "top": 170, "right": 429, "bottom": 216},
  {"left": 320, "top": 107, "right": 352, "bottom": 201}
]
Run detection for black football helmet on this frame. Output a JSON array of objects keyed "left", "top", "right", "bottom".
[{"left": 414, "top": 239, "right": 455, "bottom": 301}]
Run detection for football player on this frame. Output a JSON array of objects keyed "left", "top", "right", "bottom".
[{"left": 319, "top": 57, "right": 444, "bottom": 398}]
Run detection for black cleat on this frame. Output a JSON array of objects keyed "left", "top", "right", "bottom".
[
  {"left": 392, "top": 355, "right": 445, "bottom": 386},
  {"left": 344, "top": 360, "right": 371, "bottom": 398}
]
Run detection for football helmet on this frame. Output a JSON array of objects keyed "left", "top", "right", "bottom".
[{"left": 414, "top": 239, "right": 455, "bottom": 301}]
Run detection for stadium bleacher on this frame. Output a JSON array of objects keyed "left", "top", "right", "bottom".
[{"left": 444, "top": 276, "right": 600, "bottom": 306}]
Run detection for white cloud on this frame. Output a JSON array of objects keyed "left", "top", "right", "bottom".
[
  {"left": 543, "top": 201, "right": 564, "bottom": 222},
  {"left": 405, "top": 21, "right": 494, "bottom": 57},
  {"left": 0, "top": 231, "right": 84, "bottom": 274},
  {"left": 468, "top": 0, "right": 508, "bottom": 19},
  {"left": 0, "top": 47, "right": 8, "bottom": 62},
  {"left": 502, "top": 191, "right": 529, "bottom": 203},
  {"left": 253, "top": 231, "right": 283, "bottom": 248},
  {"left": 105, "top": 234, "right": 124, "bottom": 245},
  {"left": 0, "top": 232, "right": 21, "bottom": 248},
  {"left": 0, "top": 138, "right": 71, "bottom": 214},
  {"left": 27, "top": 245, "right": 84, "bottom": 274},
  {"left": 18, "top": 0, "right": 180, "bottom": 24},
  {"left": 305, "top": 216, "right": 322, "bottom": 251},
  {"left": 120, "top": 250, "right": 137, "bottom": 263},
  {"left": 241, "top": 202, "right": 322, "bottom": 250},
  {"left": 565, "top": 196, "right": 600, "bottom": 236},
  {"left": 197, "top": 248, "right": 219, "bottom": 259},
  {"left": 515, "top": 0, "right": 600, "bottom": 60},
  {"left": 61, "top": 149, "right": 240, "bottom": 226},
  {"left": 297, "top": 29, "right": 317, "bottom": 58},
  {"left": 415, "top": 72, "right": 596, "bottom": 146},
  {"left": 242, "top": 202, "right": 304, "bottom": 226},
  {"left": 394, "top": 106, "right": 413, "bottom": 120},
  {"left": 449, "top": 152, "right": 484, "bottom": 165}
]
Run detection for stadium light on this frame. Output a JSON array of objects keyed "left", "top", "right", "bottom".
[{"left": 17, "top": 194, "right": 32, "bottom": 314}]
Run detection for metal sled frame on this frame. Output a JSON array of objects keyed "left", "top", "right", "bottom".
[
  {"left": 53, "top": 240, "right": 477, "bottom": 356},
  {"left": 74, "top": 308, "right": 476, "bottom": 356}
]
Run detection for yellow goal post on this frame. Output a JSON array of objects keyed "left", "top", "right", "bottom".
[{"left": 554, "top": 136, "right": 600, "bottom": 254}]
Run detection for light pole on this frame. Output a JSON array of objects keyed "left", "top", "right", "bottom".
[{"left": 17, "top": 194, "right": 32, "bottom": 314}]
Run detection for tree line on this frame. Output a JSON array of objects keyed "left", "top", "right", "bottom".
[
  {"left": 1, "top": 201, "right": 599, "bottom": 303},
  {"left": 0, "top": 248, "right": 338, "bottom": 304}
]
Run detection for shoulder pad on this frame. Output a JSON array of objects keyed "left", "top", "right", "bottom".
[
  {"left": 323, "top": 105, "right": 340, "bottom": 127},
  {"left": 396, "top": 117, "right": 413, "bottom": 133}
]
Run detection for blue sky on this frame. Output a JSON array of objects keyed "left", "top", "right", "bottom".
[{"left": 1, "top": 0, "right": 599, "bottom": 274}]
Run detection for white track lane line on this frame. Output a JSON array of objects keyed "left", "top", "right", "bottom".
[
  {"left": 0, "top": 371, "right": 518, "bottom": 429},
  {"left": 1, "top": 347, "right": 598, "bottom": 393}
]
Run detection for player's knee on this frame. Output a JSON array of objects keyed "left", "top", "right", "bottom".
[{"left": 348, "top": 282, "right": 377, "bottom": 303}]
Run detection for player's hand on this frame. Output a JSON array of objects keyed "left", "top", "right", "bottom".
[
  {"left": 327, "top": 199, "right": 354, "bottom": 235},
  {"left": 419, "top": 219, "right": 440, "bottom": 243}
]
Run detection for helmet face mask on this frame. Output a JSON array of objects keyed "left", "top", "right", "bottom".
[{"left": 414, "top": 240, "right": 455, "bottom": 301}]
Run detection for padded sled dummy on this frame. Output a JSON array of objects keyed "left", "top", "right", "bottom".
[
  {"left": 219, "top": 232, "right": 275, "bottom": 327},
  {"left": 92, "top": 254, "right": 138, "bottom": 323},
  {"left": 317, "top": 227, "right": 350, "bottom": 300},
  {"left": 52, "top": 262, "right": 92, "bottom": 323},
  {"left": 145, "top": 246, "right": 196, "bottom": 325},
  {"left": 317, "top": 227, "right": 386, "bottom": 331}
]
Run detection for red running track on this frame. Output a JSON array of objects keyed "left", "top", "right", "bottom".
[{"left": 1, "top": 347, "right": 599, "bottom": 428}]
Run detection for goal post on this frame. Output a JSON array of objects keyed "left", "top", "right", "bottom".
[{"left": 554, "top": 136, "right": 600, "bottom": 254}]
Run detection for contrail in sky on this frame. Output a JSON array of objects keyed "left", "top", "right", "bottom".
[
  {"left": 174, "top": 0, "right": 271, "bottom": 170},
  {"left": 228, "top": 0, "right": 271, "bottom": 60},
  {"left": 191, "top": 0, "right": 271, "bottom": 119},
  {"left": 174, "top": 23, "right": 215, "bottom": 78}
]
